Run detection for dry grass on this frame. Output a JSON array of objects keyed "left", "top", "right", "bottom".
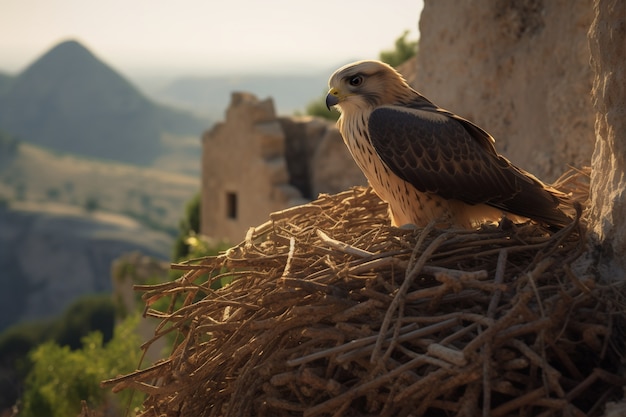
[{"left": 104, "top": 167, "right": 626, "bottom": 417}]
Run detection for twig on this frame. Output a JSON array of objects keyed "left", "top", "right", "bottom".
[{"left": 372, "top": 227, "right": 450, "bottom": 362}]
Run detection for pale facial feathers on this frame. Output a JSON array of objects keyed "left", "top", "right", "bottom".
[{"left": 326, "top": 60, "right": 416, "bottom": 113}]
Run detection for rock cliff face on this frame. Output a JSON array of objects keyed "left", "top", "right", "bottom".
[
  {"left": 416, "top": 0, "right": 594, "bottom": 181},
  {"left": 0, "top": 205, "right": 171, "bottom": 331},
  {"left": 587, "top": 0, "right": 626, "bottom": 271},
  {"left": 201, "top": 93, "right": 365, "bottom": 243}
]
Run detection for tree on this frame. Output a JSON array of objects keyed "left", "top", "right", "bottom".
[
  {"left": 53, "top": 294, "right": 116, "bottom": 349},
  {"left": 379, "top": 30, "right": 418, "bottom": 67}
]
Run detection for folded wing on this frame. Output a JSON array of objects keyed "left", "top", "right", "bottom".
[{"left": 367, "top": 105, "right": 571, "bottom": 228}]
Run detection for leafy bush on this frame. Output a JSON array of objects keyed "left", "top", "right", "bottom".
[
  {"left": 0, "top": 321, "right": 53, "bottom": 411},
  {"left": 53, "top": 294, "right": 116, "bottom": 349},
  {"left": 0, "top": 294, "right": 117, "bottom": 410},
  {"left": 20, "top": 315, "right": 143, "bottom": 417}
]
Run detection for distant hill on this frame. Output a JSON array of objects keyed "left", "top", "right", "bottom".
[
  {"left": 0, "top": 72, "right": 12, "bottom": 95},
  {"left": 151, "top": 73, "right": 331, "bottom": 120},
  {"left": 0, "top": 123, "right": 198, "bottom": 333},
  {"left": 0, "top": 139, "right": 199, "bottom": 234},
  {"left": 0, "top": 40, "right": 208, "bottom": 165}
]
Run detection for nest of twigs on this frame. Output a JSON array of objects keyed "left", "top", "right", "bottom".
[{"left": 104, "top": 168, "right": 626, "bottom": 416}]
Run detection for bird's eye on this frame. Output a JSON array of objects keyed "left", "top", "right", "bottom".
[{"left": 349, "top": 75, "right": 363, "bottom": 86}]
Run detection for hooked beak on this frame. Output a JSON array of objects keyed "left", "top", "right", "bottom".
[{"left": 325, "top": 87, "right": 341, "bottom": 110}]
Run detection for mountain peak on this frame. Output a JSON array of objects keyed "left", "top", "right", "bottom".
[
  {"left": 0, "top": 40, "right": 206, "bottom": 165},
  {"left": 43, "top": 39, "right": 95, "bottom": 60},
  {"left": 18, "top": 39, "right": 119, "bottom": 89}
]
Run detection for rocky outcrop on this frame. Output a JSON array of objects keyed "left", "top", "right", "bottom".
[
  {"left": 0, "top": 205, "right": 171, "bottom": 331},
  {"left": 416, "top": 0, "right": 594, "bottom": 181},
  {"left": 201, "top": 93, "right": 365, "bottom": 244},
  {"left": 587, "top": 0, "right": 626, "bottom": 272}
]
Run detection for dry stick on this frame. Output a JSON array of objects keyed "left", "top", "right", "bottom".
[
  {"left": 288, "top": 319, "right": 456, "bottom": 367},
  {"left": 395, "top": 344, "right": 453, "bottom": 369},
  {"left": 565, "top": 368, "right": 626, "bottom": 402},
  {"left": 523, "top": 257, "right": 560, "bottom": 399},
  {"left": 490, "top": 387, "right": 547, "bottom": 417},
  {"left": 303, "top": 354, "right": 434, "bottom": 417},
  {"left": 393, "top": 367, "right": 450, "bottom": 402},
  {"left": 482, "top": 249, "right": 508, "bottom": 417},
  {"left": 319, "top": 227, "right": 487, "bottom": 279},
  {"left": 414, "top": 364, "right": 483, "bottom": 415},
  {"left": 427, "top": 343, "right": 467, "bottom": 366},
  {"left": 382, "top": 288, "right": 406, "bottom": 365},
  {"left": 317, "top": 229, "right": 374, "bottom": 258},
  {"left": 101, "top": 359, "right": 172, "bottom": 389},
  {"left": 458, "top": 381, "right": 482, "bottom": 417},
  {"left": 494, "top": 317, "right": 553, "bottom": 344},
  {"left": 337, "top": 319, "right": 458, "bottom": 365},
  {"left": 270, "top": 204, "right": 323, "bottom": 222},
  {"left": 372, "top": 226, "right": 450, "bottom": 363},
  {"left": 286, "top": 324, "right": 414, "bottom": 367},
  {"left": 507, "top": 338, "right": 564, "bottom": 397}
]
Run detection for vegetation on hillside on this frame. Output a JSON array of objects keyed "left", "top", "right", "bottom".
[
  {"left": 0, "top": 129, "right": 19, "bottom": 156},
  {"left": 20, "top": 315, "right": 142, "bottom": 417},
  {"left": 0, "top": 294, "right": 117, "bottom": 412},
  {"left": 304, "top": 30, "right": 418, "bottom": 121}
]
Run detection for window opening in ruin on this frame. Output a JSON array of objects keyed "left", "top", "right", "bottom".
[{"left": 226, "top": 192, "right": 238, "bottom": 220}]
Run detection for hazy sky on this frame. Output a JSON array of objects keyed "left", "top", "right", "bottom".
[{"left": 0, "top": 0, "right": 423, "bottom": 78}]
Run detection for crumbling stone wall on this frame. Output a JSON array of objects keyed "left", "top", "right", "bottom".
[{"left": 201, "top": 93, "right": 303, "bottom": 243}]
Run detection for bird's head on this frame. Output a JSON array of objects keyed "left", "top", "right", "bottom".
[{"left": 325, "top": 60, "right": 413, "bottom": 114}]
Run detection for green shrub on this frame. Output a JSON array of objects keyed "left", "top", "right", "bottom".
[{"left": 20, "top": 315, "right": 143, "bottom": 417}]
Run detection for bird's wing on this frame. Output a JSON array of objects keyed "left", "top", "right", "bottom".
[{"left": 367, "top": 105, "right": 569, "bottom": 226}]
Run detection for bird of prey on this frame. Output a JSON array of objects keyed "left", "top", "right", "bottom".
[{"left": 325, "top": 60, "right": 572, "bottom": 229}]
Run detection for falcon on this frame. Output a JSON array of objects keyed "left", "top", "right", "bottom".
[{"left": 325, "top": 60, "right": 572, "bottom": 229}]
